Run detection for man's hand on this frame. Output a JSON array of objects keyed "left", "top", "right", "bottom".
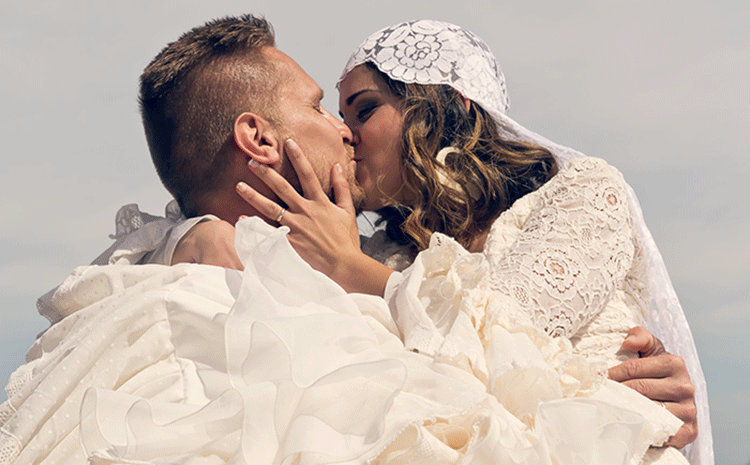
[
  {"left": 171, "top": 220, "right": 243, "bottom": 270},
  {"left": 609, "top": 327, "right": 698, "bottom": 448}
]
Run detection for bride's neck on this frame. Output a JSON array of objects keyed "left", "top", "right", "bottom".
[{"left": 468, "top": 229, "right": 490, "bottom": 254}]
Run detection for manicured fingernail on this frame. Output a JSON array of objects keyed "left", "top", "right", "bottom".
[
  {"left": 248, "top": 159, "right": 260, "bottom": 168},
  {"left": 335, "top": 163, "right": 343, "bottom": 173},
  {"left": 285, "top": 138, "right": 297, "bottom": 149},
  {"left": 236, "top": 182, "right": 248, "bottom": 192}
]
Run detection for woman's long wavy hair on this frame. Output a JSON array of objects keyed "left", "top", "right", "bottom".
[{"left": 368, "top": 63, "right": 559, "bottom": 254}]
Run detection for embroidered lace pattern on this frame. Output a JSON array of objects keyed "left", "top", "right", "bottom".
[
  {"left": 483, "top": 158, "right": 650, "bottom": 344},
  {"left": 0, "top": 402, "right": 13, "bottom": 429},
  {"left": 0, "top": 338, "right": 33, "bottom": 463},
  {"left": 109, "top": 201, "right": 181, "bottom": 240},
  {"left": 0, "top": 428, "right": 20, "bottom": 465},
  {"left": 339, "top": 20, "right": 509, "bottom": 117}
]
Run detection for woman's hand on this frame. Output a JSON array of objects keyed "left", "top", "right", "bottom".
[
  {"left": 236, "top": 139, "right": 393, "bottom": 295},
  {"left": 609, "top": 327, "right": 698, "bottom": 448}
]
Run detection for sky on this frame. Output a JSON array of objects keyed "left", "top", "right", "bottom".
[{"left": 0, "top": 1, "right": 748, "bottom": 463}]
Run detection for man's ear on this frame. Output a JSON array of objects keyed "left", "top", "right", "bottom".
[{"left": 233, "top": 112, "right": 280, "bottom": 165}]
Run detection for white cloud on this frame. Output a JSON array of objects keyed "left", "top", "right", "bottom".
[
  {"left": 692, "top": 299, "right": 750, "bottom": 337},
  {"left": 649, "top": 214, "right": 750, "bottom": 293},
  {"left": 0, "top": 258, "right": 78, "bottom": 297},
  {"left": 708, "top": 388, "right": 750, "bottom": 465}
]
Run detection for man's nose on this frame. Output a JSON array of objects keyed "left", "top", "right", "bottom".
[
  {"left": 333, "top": 115, "right": 354, "bottom": 145},
  {"left": 322, "top": 108, "right": 353, "bottom": 144}
]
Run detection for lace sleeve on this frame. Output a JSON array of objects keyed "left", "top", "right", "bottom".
[{"left": 484, "top": 157, "right": 639, "bottom": 339}]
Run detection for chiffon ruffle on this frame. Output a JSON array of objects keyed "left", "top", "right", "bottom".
[{"left": 1, "top": 218, "right": 682, "bottom": 464}]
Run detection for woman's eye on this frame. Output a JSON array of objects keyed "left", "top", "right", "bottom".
[{"left": 357, "top": 104, "right": 376, "bottom": 122}]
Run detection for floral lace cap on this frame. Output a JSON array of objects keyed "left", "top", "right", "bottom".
[
  {"left": 338, "top": 20, "right": 585, "bottom": 166},
  {"left": 338, "top": 20, "right": 509, "bottom": 117}
]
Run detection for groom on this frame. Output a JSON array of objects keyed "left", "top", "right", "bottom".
[
  {"left": 129, "top": 14, "right": 362, "bottom": 270},
  {"left": 107, "top": 14, "right": 697, "bottom": 449}
]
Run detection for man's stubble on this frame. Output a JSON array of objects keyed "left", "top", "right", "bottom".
[{"left": 277, "top": 143, "right": 365, "bottom": 212}]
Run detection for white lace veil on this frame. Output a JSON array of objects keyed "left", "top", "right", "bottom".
[{"left": 338, "top": 20, "right": 712, "bottom": 465}]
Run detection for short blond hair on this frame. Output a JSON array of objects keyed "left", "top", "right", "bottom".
[{"left": 139, "top": 15, "right": 278, "bottom": 216}]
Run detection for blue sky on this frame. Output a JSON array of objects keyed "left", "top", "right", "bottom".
[{"left": 1, "top": 1, "right": 748, "bottom": 463}]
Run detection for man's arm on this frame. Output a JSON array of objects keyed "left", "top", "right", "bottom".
[
  {"left": 171, "top": 220, "right": 243, "bottom": 270},
  {"left": 609, "top": 326, "right": 698, "bottom": 448}
]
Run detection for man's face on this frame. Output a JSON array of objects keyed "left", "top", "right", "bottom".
[{"left": 264, "top": 48, "right": 364, "bottom": 208}]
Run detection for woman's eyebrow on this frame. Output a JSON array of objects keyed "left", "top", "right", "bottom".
[{"left": 344, "top": 89, "right": 374, "bottom": 107}]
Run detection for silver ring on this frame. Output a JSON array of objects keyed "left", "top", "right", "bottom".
[{"left": 275, "top": 207, "right": 286, "bottom": 223}]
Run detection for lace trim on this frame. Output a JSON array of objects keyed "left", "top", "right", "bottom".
[
  {"left": 109, "top": 201, "right": 181, "bottom": 240},
  {"left": 0, "top": 428, "right": 20, "bottom": 465},
  {"left": 339, "top": 20, "right": 509, "bottom": 117},
  {"left": 0, "top": 402, "right": 14, "bottom": 429},
  {"left": 4, "top": 365, "right": 32, "bottom": 400}
]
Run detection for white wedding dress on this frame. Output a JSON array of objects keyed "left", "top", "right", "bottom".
[
  {"left": 383, "top": 157, "right": 689, "bottom": 464},
  {"left": 388, "top": 157, "right": 650, "bottom": 366},
  {"left": 0, "top": 161, "right": 685, "bottom": 465}
]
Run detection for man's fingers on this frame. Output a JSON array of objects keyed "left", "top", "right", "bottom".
[
  {"left": 285, "top": 139, "right": 324, "bottom": 199},
  {"left": 618, "top": 376, "right": 695, "bottom": 403},
  {"left": 665, "top": 400, "right": 699, "bottom": 426},
  {"left": 611, "top": 332, "right": 698, "bottom": 449},
  {"left": 664, "top": 416, "right": 699, "bottom": 448},
  {"left": 612, "top": 354, "right": 694, "bottom": 403},
  {"left": 608, "top": 354, "right": 685, "bottom": 382},
  {"left": 619, "top": 326, "right": 666, "bottom": 357}
]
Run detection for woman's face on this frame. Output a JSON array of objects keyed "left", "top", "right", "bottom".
[{"left": 338, "top": 65, "right": 411, "bottom": 211}]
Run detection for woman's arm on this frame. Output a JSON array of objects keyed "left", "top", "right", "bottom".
[{"left": 484, "top": 157, "right": 639, "bottom": 338}]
